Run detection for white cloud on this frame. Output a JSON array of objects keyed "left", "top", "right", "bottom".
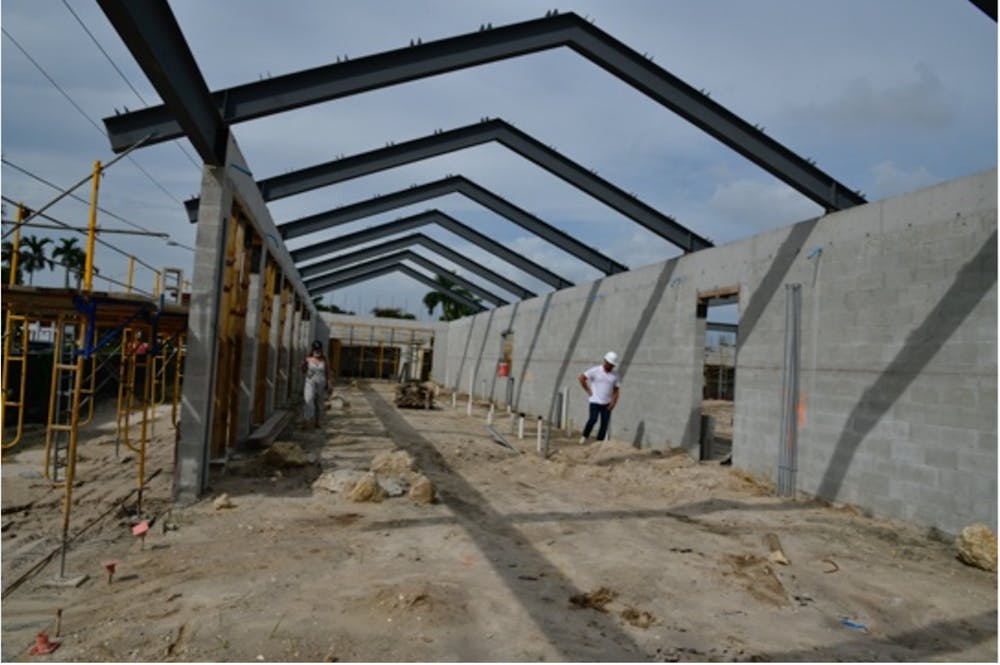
[
  {"left": 869, "top": 161, "right": 937, "bottom": 200},
  {"left": 806, "top": 63, "right": 954, "bottom": 132},
  {"left": 707, "top": 178, "right": 823, "bottom": 238}
]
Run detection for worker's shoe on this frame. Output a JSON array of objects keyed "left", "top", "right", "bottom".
[{"left": 578, "top": 436, "right": 587, "bottom": 445}]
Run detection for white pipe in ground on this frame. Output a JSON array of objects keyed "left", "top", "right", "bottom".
[{"left": 518, "top": 413, "right": 525, "bottom": 440}]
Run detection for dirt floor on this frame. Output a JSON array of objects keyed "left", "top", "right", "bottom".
[{"left": 1, "top": 382, "right": 996, "bottom": 662}]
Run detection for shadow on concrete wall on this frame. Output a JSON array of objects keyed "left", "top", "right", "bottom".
[
  {"left": 545, "top": 281, "right": 603, "bottom": 424},
  {"left": 615, "top": 259, "right": 678, "bottom": 383},
  {"left": 737, "top": 216, "right": 820, "bottom": 353},
  {"left": 470, "top": 309, "right": 495, "bottom": 398},
  {"left": 489, "top": 301, "right": 520, "bottom": 403},
  {"left": 362, "top": 386, "right": 643, "bottom": 660},
  {"left": 815, "top": 230, "right": 997, "bottom": 501},
  {"left": 452, "top": 315, "right": 479, "bottom": 392},
  {"left": 513, "top": 293, "right": 554, "bottom": 410}
]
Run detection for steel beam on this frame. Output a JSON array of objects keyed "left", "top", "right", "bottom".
[
  {"left": 308, "top": 263, "right": 486, "bottom": 313},
  {"left": 280, "top": 175, "right": 627, "bottom": 276},
  {"left": 104, "top": 12, "right": 863, "bottom": 211},
  {"left": 96, "top": 0, "right": 227, "bottom": 165},
  {"left": 185, "top": 118, "right": 711, "bottom": 252},
  {"left": 299, "top": 232, "right": 535, "bottom": 300},
  {"left": 291, "top": 209, "right": 572, "bottom": 290},
  {"left": 305, "top": 250, "right": 501, "bottom": 307}
]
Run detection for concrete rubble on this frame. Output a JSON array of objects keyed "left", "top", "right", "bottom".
[{"left": 956, "top": 523, "right": 998, "bottom": 572}]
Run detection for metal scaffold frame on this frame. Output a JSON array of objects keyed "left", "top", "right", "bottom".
[{"left": 1, "top": 161, "right": 189, "bottom": 579}]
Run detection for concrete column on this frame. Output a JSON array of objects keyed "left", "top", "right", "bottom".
[
  {"left": 236, "top": 244, "right": 266, "bottom": 441},
  {"left": 276, "top": 287, "right": 293, "bottom": 406},
  {"left": 264, "top": 278, "right": 282, "bottom": 415},
  {"left": 175, "top": 161, "right": 233, "bottom": 504}
]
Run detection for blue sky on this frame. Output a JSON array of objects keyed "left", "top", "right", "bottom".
[{"left": 2, "top": 0, "right": 996, "bottom": 320}]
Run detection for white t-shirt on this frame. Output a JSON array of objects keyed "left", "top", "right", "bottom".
[{"left": 584, "top": 365, "right": 620, "bottom": 405}]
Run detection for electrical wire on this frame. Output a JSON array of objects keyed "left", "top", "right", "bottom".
[
  {"left": 1, "top": 194, "right": 161, "bottom": 274},
  {"left": 0, "top": 136, "right": 152, "bottom": 240},
  {"left": 59, "top": 0, "right": 203, "bottom": 171},
  {"left": 1, "top": 27, "right": 187, "bottom": 208},
  {"left": 2, "top": 158, "right": 165, "bottom": 237},
  {"left": 0, "top": 220, "right": 168, "bottom": 237},
  {"left": 44, "top": 255, "right": 155, "bottom": 296}
]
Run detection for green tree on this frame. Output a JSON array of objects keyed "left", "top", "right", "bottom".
[
  {"left": 51, "top": 237, "right": 86, "bottom": 288},
  {"left": 311, "top": 295, "right": 354, "bottom": 314},
  {"left": 422, "top": 274, "right": 480, "bottom": 321},
  {"left": 370, "top": 306, "right": 416, "bottom": 320},
  {"left": 1, "top": 240, "right": 25, "bottom": 285},
  {"left": 19, "top": 235, "right": 53, "bottom": 286}
]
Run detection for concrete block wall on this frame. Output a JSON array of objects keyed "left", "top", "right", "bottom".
[{"left": 433, "top": 169, "right": 997, "bottom": 535}]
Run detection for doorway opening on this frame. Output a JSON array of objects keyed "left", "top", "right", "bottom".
[{"left": 698, "top": 286, "right": 739, "bottom": 462}]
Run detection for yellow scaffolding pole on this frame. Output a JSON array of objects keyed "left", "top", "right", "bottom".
[
  {"left": 58, "top": 159, "right": 101, "bottom": 576},
  {"left": 2, "top": 203, "right": 28, "bottom": 450}
]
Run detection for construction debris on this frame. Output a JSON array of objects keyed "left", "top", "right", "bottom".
[
  {"left": 394, "top": 381, "right": 436, "bottom": 409},
  {"left": 569, "top": 587, "right": 617, "bottom": 612},
  {"left": 212, "top": 494, "right": 235, "bottom": 510},
  {"left": 764, "top": 533, "right": 790, "bottom": 565},
  {"left": 956, "top": 523, "right": 998, "bottom": 572},
  {"left": 313, "top": 470, "right": 365, "bottom": 494},
  {"left": 620, "top": 607, "right": 656, "bottom": 628},
  {"left": 408, "top": 475, "right": 436, "bottom": 504},
  {"left": 261, "top": 442, "right": 310, "bottom": 468},
  {"left": 347, "top": 473, "right": 386, "bottom": 503},
  {"left": 371, "top": 450, "right": 415, "bottom": 475}
]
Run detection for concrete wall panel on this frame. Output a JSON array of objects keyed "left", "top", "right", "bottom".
[{"left": 434, "top": 169, "right": 997, "bottom": 534}]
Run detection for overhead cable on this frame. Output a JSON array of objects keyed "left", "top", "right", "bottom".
[
  {"left": 59, "top": 0, "right": 202, "bottom": 171},
  {"left": 1, "top": 27, "right": 185, "bottom": 207},
  {"left": 2, "top": 157, "right": 163, "bottom": 237},
  {"left": 1, "top": 194, "right": 160, "bottom": 274}
]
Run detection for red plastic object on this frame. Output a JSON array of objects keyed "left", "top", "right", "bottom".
[
  {"left": 497, "top": 362, "right": 509, "bottom": 377},
  {"left": 28, "top": 631, "right": 60, "bottom": 655},
  {"left": 131, "top": 521, "right": 149, "bottom": 537}
]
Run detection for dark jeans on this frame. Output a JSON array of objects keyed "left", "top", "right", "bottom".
[{"left": 583, "top": 402, "right": 611, "bottom": 440}]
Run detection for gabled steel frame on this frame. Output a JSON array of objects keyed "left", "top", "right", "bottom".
[
  {"left": 280, "top": 175, "right": 628, "bottom": 276},
  {"left": 187, "top": 118, "right": 711, "bottom": 253},
  {"left": 308, "top": 263, "right": 486, "bottom": 313},
  {"left": 304, "top": 250, "right": 502, "bottom": 307},
  {"left": 300, "top": 232, "right": 535, "bottom": 300},
  {"left": 292, "top": 209, "right": 573, "bottom": 290},
  {"left": 102, "top": 10, "right": 864, "bottom": 212}
]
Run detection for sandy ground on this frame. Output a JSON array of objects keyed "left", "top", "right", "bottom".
[{"left": 1, "top": 382, "right": 996, "bottom": 662}]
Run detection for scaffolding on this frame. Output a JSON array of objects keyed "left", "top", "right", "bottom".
[{"left": 1, "top": 160, "right": 189, "bottom": 578}]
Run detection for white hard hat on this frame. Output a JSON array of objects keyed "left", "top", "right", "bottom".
[{"left": 603, "top": 351, "right": 619, "bottom": 366}]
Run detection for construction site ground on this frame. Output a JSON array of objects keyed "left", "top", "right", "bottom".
[{"left": 1, "top": 381, "right": 996, "bottom": 662}]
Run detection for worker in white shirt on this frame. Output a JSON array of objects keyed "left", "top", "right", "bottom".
[{"left": 577, "top": 351, "right": 621, "bottom": 444}]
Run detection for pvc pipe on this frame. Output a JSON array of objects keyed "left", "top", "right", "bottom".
[
  {"left": 487, "top": 403, "right": 494, "bottom": 425},
  {"left": 518, "top": 413, "right": 525, "bottom": 440},
  {"left": 536, "top": 416, "right": 543, "bottom": 453}
]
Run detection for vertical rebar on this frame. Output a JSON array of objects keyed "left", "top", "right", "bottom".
[{"left": 778, "top": 284, "right": 801, "bottom": 497}]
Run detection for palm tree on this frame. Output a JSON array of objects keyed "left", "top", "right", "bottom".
[
  {"left": 371, "top": 306, "right": 416, "bottom": 320},
  {"left": 311, "top": 295, "right": 354, "bottom": 315},
  {"left": 19, "top": 235, "right": 53, "bottom": 286},
  {"left": 51, "top": 237, "right": 86, "bottom": 288},
  {"left": 422, "top": 274, "right": 481, "bottom": 321},
  {"left": 1, "top": 240, "right": 25, "bottom": 285}
]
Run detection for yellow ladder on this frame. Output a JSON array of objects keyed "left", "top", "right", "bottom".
[
  {"left": 43, "top": 316, "right": 80, "bottom": 481},
  {"left": 1, "top": 313, "right": 30, "bottom": 450}
]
